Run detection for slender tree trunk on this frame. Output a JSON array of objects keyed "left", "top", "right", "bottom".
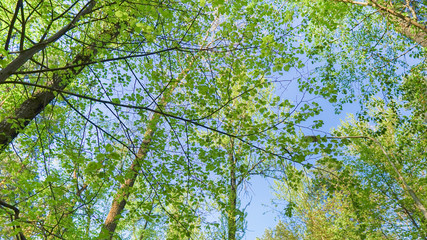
[
  {"left": 98, "top": 81, "right": 181, "bottom": 239},
  {"left": 98, "top": 51, "right": 199, "bottom": 238},
  {"left": 227, "top": 148, "right": 237, "bottom": 240},
  {"left": 98, "top": 113, "right": 161, "bottom": 239}
]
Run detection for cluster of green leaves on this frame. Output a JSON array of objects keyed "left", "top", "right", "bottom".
[
  {"left": 287, "top": 0, "right": 417, "bottom": 111},
  {"left": 258, "top": 173, "right": 390, "bottom": 240}
]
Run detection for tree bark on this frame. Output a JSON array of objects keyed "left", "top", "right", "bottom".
[
  {"left": 98, "top": 81, "right": 181, "bottom": 239},
  {"left": 98, "top": 51, "right": 200, "bottom": 239},
  {"left": 98, "top": 118, "right": 161, "bottom": 239}
]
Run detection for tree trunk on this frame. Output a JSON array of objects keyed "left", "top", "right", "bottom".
[
  {"left": 98, "top": 80, "right": 182, "bottom": 239},
  {"left": 227, "top": 149, "right": 237, "bottom": 240},
  {"left": 98, "top": 51, "right": 199, "bottom": 238},
  {"left": 98, "top": 115, "right": 161, "bottom": 239}
]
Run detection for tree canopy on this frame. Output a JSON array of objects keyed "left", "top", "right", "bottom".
[{"left": 0, "top": 0, "right": 426, "bottom": 239}]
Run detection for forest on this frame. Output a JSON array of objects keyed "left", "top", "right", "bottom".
[{"left": 0, "top": 0, "right": 426, "bottom": 239}]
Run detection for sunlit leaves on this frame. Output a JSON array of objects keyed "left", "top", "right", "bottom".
[{"left": 0, "top": 0, "right": 364, "bottom": 238}]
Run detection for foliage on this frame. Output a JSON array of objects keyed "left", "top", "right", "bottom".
[
  {"left": 260, "top": 0, "right": 427, "bottom": 240},
  {"left": 287, "top": 0, "right": 425, "bottom": 111},
  {"left": 259, "top": 169, "right": 390, "bottom": 240},
  {"left": 0, "top": 0, "right": 313, "bottom": 239},
  {"left": 0, "top": 0, "right": 426, "bottom": 239}
]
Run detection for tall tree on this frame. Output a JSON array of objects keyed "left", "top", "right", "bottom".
[
  {"left": 328, "top": 98, "right": 427, "bottom": 238},
  {"left": 258, "top": 1, "right": 427, "bottom": 239},
  {"left": 0, "top": 0, "right": 307, "bottom": 239},
  {"left": 259, "top": 167, "right": 393, "bottom": 239}
]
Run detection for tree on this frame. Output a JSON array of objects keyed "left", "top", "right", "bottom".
[
  {"left": 256, "top": 221, "right": 299, "bottom": 240},
  {"left": 329, "top": 99, "right": 427, "bottom": 238},
  {"left": 258, "top": 0, "right": 427, "bottom": 239},
  {"left": 335, "top": 0, "right": 427, "bottom": 48},
  {"left": 290, "top": 0, "right": 427, "bottom": 237},
  {"left": 0, "top": 0, "right": 310, "bottom": 239},
  {"left": 284, "top": 0, "right": 425, "bottom": 111},
  {"left": 259, "top": 167, "right": 393, "bottom": 239},
  {"left": 188, "top": 72, "right": 283, "bottom": 239},
  {"left": 269, "top": 97, "right": 427, "bottom": 239}
]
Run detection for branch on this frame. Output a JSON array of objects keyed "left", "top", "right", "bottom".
[
  {"left": 0, "top": 22, "right": 122, "bottom": 154},
  {"left": 1, "top": 80, "right": 293, "bottom": 160},
  {"left": 4, "top": 0, "right": 23, "bottom": 51},
  {"left": 19, "top": 0, "right": 25, "bottom": 51},
  {"left": 0, "top": 0, "right": 96, "bottom": 83},
  {"left": 333, "top": 0, "right": 427, "bottom": 47},
  {"left": 0, "top": 199, "right": 27, "bottom": 240},
  {"left": 369, "top": 0, "right": 427, "bottom": 33},
  {"left": 406, "top": 0, "right": 418, "bottom": 21},
  {"left": 12, "top": 47, "right": 178, "bottom": 75}
]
